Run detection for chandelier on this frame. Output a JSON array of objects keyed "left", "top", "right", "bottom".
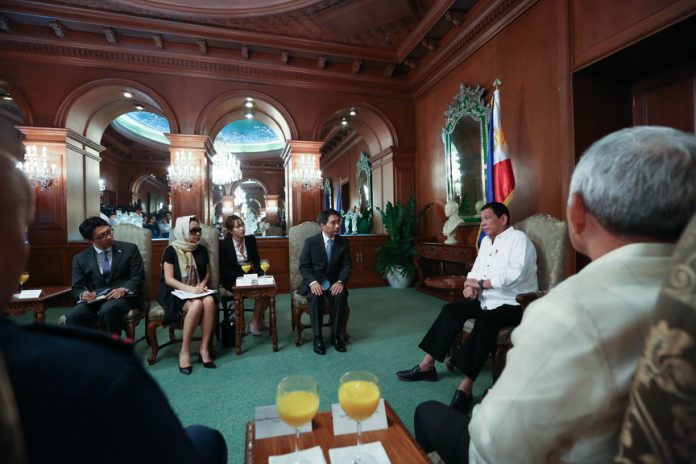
[
  {"left": 167, "top": 151, "right": 201, "bottom": 191},
  {"left": 211, "top": 151, "right": 242, "bottom": 186},
  {"left": 293, "top": 155, "right": 323, "bottom": 192},
  {"left": 17, "top": 145, "right": 58, "bottom": 191}
]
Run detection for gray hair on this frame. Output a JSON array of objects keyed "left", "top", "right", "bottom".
[{"left": 569, "top": 126, "right": 696, "bottom": 240}]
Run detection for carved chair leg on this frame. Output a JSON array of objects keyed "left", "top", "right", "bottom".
[
  {"left": 146, "top": 320, "right": 161, "bottom": 365},
  {"left": 294, "top": 307, "right": 303, "bottom": 346}
]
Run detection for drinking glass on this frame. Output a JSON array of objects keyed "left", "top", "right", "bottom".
[
  {"left": 260, "top": 258, "right": 270, "bottom": 274},
  {"left": 276, "top": 375, "right": 320, "bottom": 464},
  {"left": 18, "top": 271, "right": 29, "bottom": 291},
  {"left": 240, "top": 261, "right": 252, "bottom": 273},
  {"left": 338, "top": 371, "right": 381, "bottom": 464}
]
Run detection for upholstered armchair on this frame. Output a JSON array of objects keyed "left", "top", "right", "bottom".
[
  {"left": 288, "top": 221, "right": 349, "bottom": 346},
  {"left": 58, "top": 224, "right": 151, "bottom": 340},
  {"left": 458, "top": 214, "right": 568, "bottom": 381},
  {"left": 145, "top": 224, "right": 219, "bottom": 365},
  {"left": 615, "top": 213, "right": 696, "bottom": 463}
]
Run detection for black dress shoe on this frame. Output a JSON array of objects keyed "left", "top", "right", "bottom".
[
  {"left": 396, "top": 364, "right": 438, "bottom": 382},
  {"left": 330, "top": 335, "right": 347, "bottom": 353},
  {"left": 313, "top": 336, "right": 326, "bottom": 355},
  {"left": 449, "top": 389, "right": 472, "bottom": 414},
  {"left": 178, "top": 365, "right": 193, "bottom": 375},
  {"left": 196, "top": 352, "right": 217, "bottom": 369}
]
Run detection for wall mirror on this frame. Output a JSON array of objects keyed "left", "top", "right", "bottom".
[
  {"left": 356, "top": 152, "right": 371, "bottom": 211},
  {"left": 443, "top": 84, "right": 489, "bottom": 220}
]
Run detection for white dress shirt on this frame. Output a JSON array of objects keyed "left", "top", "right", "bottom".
[
  {"left": 468, "top": 242, "right": 675, "bottom": 463},
  {"left": 467, "top": 226, "right": 538, "bottom": 309}
]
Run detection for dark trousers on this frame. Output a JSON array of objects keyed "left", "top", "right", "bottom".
[
  {"left": 185, "top": 425, "right": 228, "bottom": 464},
  {"left": 415, "top": 400, "right": 470, "bottom": 464},
  {"left": 306, "top": 289, "right": 347, "bottom": 337},
  {"left": 418, "top": 300, "right": 522, "bottom": 381},
  {"left": 66, "top": 298, "right": 131, "bottom": 335}
]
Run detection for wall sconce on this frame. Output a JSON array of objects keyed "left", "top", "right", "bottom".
[
  {"left": 293, "top": 155, "right": 323, "bottom": 192},
  {"left": 17, "top": 145, "right": 58, "bottom": 191},
  {"left": 167, "top": 151, "right": 201, "bottom": 191}
]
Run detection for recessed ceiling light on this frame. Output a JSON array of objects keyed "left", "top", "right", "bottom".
[
  {"left": 122, "top": 90, "right": 133, "bottom": 99},
  {"left": 340, "top": 118, "right": 348, "bottom": 126},
  {"left": 134, "top": 104, "right": 144, "bottom": 111},
  {"left": 244, "top": 110, "right": 254, "bottom": 120},
  {"left": 244, "top": 101, "right": 254, "bottom": 108},
  {"left": 245, "top": 97, "right": 254, "bottom": 102},
  {"left": 349, "top": 108, "right": 356, "bottom": 116},
  {"left": 2, "top": 94, "right": 12, "bottom": 101}
]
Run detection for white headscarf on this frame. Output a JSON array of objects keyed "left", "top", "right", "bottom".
[{"left": 170, "top": 215, "right": 200, "bottom": 285}]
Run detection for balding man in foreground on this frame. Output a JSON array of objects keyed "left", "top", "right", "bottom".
[
  {"left": 414, "top": 126, "right": 696, "bottom": 463},
  {"left": 0, "top": 152, "right": 227, "bottom": 464}
]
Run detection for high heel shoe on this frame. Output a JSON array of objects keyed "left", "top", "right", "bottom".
[
  {"left": 178, "top": 365, "right": 193, "bottom": 375},
  {"left": 197, "top": 352, "right": 217, "bottom": 369}
]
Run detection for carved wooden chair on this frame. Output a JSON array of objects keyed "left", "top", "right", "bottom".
[
  {"left": 145, "top": 223, "right": 219, "bottom": 365},
  {"left": 58, "top": 223, "right": 151, "bottom": 340},
  {"left": 288, "top": 221, "right": 349, "bottom": 346},
  {"left": 456, "top": 214, "right": 568, "bottom": 381}
]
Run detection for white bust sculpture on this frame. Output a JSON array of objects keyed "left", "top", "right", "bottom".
[
  {"left": 351, "top": 206, "right": 362, "bottom": 234},
  {"left": 443, "top": 201, "right": 463, "bottom": 245}
]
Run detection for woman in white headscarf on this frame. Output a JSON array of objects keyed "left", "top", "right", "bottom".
[{"left": 158, "top": 215, "right": 217, "bottom": 374}]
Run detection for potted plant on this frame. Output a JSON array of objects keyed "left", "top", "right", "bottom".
[{"left": 376, "top": 196, "right": 431, "bottom": 288}]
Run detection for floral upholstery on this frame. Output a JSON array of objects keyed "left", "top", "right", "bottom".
[
  {"left": 288, "top": 221, "right": 349, "bottom": 345},
  {"left": 615, "top": 213, "right": 696, "bottom": 463},
  {"left": 146, "top": 224, "right": 219, "bottom": 365}
]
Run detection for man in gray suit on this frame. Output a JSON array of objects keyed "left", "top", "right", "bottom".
[{"left": 66, "top": 217, "right": 145, "bottom": 335}]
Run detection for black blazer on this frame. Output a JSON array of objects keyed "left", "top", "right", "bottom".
[
  {"left": 298, "top": 232, "right": 352, "bottom": 295},
  {"left": 219, "top": 235, "right": 264, "bottom": 291},
  {"left": 70, "top": 240, "right": 145, "bottom": 310}
]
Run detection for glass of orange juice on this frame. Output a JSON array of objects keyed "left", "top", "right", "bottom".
[
  {"left": 260, "top": 258, "right": 270, "bottom": 275},
  {"left": 240, "top": 261, "right": 252, "bottom": 273},
  {"left": 18, "top": 271, "right": 29, "bottom": 291},
  {"left": 338, "top": 371, "right": 380, "bottom": 464},
  {"left": 276, "top": 375, "right": 320, "bottom": 463}
]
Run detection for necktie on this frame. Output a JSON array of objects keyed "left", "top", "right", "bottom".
[
  {"left": 102, "top": 250, "right": 111, "bottom": 275},
  {"left": 326, "top": 239, "right": 333, "bottom": 261}
]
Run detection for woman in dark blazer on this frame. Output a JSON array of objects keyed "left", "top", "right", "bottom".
[{"left": 220, "top": 215, "right": 269, "bottom": 335}]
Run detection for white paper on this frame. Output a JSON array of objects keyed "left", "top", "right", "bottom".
[
  {"left": 14, "top": 289, "right": 42, "bottom": 299},
  {"left": 328, "top": 441, "right": 391, "bottom": 464},
  {"left": 171, "top": 289, "right": 216, "bottom": 300},
  {"left": 331, "top": 399, "right": 388, "bottom": 436},
  {"left": 269, "top": 445, "right": 326, "bottom": 464},
  {"left": 254, "top": 405, "right": 313, "bottom": 440},
  {"left": 257, "top": 275, "right": 275, "bottom": 285}
]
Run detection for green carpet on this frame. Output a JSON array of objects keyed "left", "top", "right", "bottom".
[{"left": 15, "top": 287, "right": 492, "bottom": 462}]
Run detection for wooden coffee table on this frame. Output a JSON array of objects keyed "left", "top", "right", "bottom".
[
  {"left": 244, "top": 400, "right": 428, "bottom": 463},
  {"left": 232, "top": 281, "right": 278, "bottom": 355},
  {"left": 7, "top": 286, "right": 71, "bottom": 323}
]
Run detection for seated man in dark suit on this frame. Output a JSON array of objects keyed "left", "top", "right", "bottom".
[
  {"left": 0, "top": 152, "right": 227, "bottom": 464},
  {"left": 66, "top": 216, "right": 145, "bottom": 335},
  {"left": 298, "top": 208, "right": 352, "bottom": 354}
]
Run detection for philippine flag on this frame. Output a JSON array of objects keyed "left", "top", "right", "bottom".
[{"left": 490, "top": 88, "right": 515, "bottom": 204}]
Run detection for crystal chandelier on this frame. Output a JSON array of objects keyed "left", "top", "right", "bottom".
[
  {"left": 211, "top": 151, "right": 242, "bottom": 186},
  {"left": 167, "top": 151, "right": 201, "bottom": 191},
  {"left": 17, "top": 145, "right": 58, "bottom": 191},
  {"left": 293, "top": 155, "right": 323, "bottom": 192}
]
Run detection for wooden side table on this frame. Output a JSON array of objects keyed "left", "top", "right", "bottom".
[
  {"left": 232, "top": 282, "right": 278, "bottom": 355},
  {"left": 7, "top": 286, "right": 71, "bottom": 323},
  {"left": 424, "top": 275, "right": 468, "bottom": 303},
  {"left": 244, "top": 400, "right": 428, "bottom": 463}
]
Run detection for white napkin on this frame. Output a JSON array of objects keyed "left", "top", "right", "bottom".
[
  {"left": 328, "top": 441, "right": 391, "bottom": 464},
  {"left": 269, "top": 445, "right": 326, "bottom": 464}
]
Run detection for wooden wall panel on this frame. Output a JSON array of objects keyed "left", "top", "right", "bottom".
[
  {"left": 571, "top": 0, "right": 695, "bottom": 69},
  {"left": 415, "top": 0, "right": 571, "bottom": 240},
  {"left": 633, "top": 65, "right": 696, "bottom": 131}
]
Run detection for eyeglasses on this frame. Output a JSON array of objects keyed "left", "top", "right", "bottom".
[
  {"left": 93, "top": 228, "right": 113, "bottom": 241},
  {"left": 189, "top": 227, "right": 202, "bottom": 234}
]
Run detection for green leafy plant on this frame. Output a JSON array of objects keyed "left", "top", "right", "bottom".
[{"left": 376, "top": 196, "right": 431, "bottom": 278}]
